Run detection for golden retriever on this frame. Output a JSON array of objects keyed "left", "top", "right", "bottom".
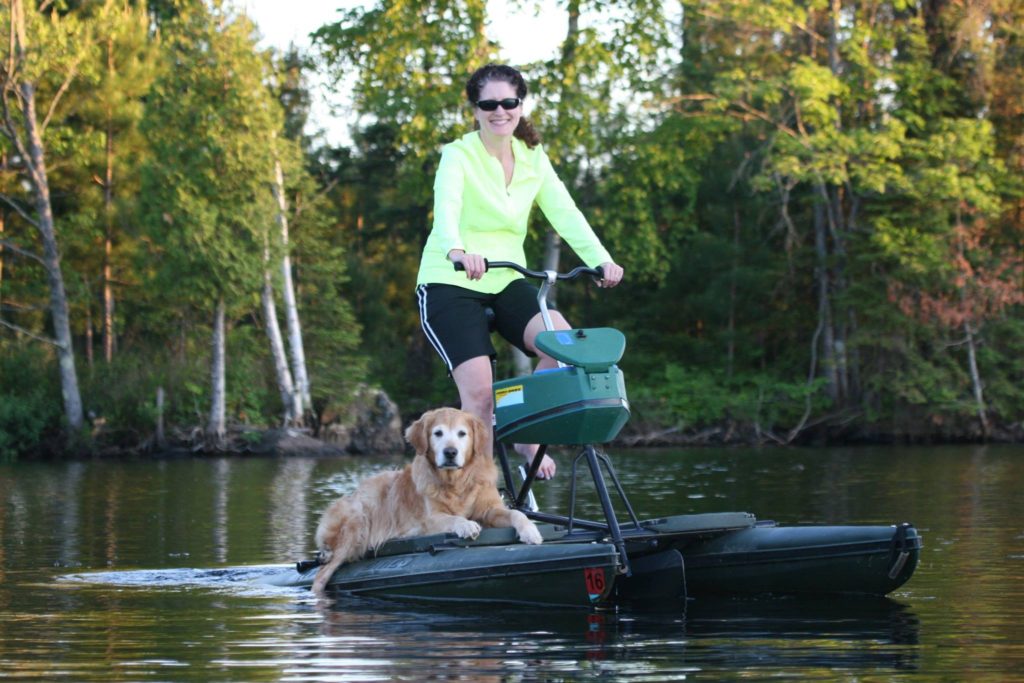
[{"left": 311, "top": 407, "right": 543, "bottom": 595}]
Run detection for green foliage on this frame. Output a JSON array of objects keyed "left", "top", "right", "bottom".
[
  {"left": 589, "top": 117, "right": 704, "bottom": 284},
  {"left": 138, "top": 2, "right": 280, "bottom": 309},
  {"left": 0, "top": 346, "right": 62, "bottom": 461},
  {"left": 312, "top": 0, "right": 491, "bottom": 166},
  {"left": 5, "top": 0, "right": 1024, "bottom": 453},
  {"left": 633, "top": 363, "right": 828, "bottom": 437},
  {"left": 77, "top": 325, "right": 329, "bottom": 443},
  {"left": 979, "top": 317, "right": 1024, "bottom": 422},
  {"left": 82, "top": 350, "right": 201, "bottom": 440},
  {"left": 277, "top": 148, "right": 367, "bottom": 405},
  {"left": 224, "top": 323, "right": 279, "bottom": 424}
]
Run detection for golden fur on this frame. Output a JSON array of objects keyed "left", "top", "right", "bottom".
[{"left": 311, "top": 407, "right": 543, "bottom": 595}]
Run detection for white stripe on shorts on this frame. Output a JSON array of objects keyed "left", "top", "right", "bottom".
[{"left": 417, "top": 285, "right": 454, "bottom": 371}]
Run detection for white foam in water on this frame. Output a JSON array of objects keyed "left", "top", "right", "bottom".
[{"left": 60, "top": 564, "right": 306, "bottom": 598}]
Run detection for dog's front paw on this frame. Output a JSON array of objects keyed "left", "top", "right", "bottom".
[
  {"left": 517, "top": 521, "right": 543, "bottom": 545},
  {"left": 451, "top": 518, "right": 482, "bottom": 539}
]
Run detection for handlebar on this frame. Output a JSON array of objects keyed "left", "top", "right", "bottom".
[{"left": 454, "top": 259, "right": 605, "bottom": 281}]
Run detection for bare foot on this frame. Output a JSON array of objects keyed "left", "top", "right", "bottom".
[{"left": 515, "top": 445, "right": 556, "bottom": 479}]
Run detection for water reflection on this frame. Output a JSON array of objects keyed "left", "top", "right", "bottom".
[
  {"left": 291, "top": 594, "right": 921, "bottom": 681},
  {"left": 213, "top": 458, "right": 230, "bottom": 563},
  {"left": 683, "top": 596, "right": 920, "bottom": 673},
  {"left": 2, "top": 445, "right": 1024, "bottom": 680},
  {"left": 309, "top": 598, "right": 663, "bottom": 681},
  {"left": 267, "top": 458, "right": 317, "bottom": 559}
]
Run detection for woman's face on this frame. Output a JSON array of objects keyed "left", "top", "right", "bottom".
[{"left": 473, "top": 79, "right": 522, "bottom": 140}]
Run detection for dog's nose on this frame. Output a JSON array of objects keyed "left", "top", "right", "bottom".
[{"left": 442, "top": 446, "right": 458, "bottom": 463}]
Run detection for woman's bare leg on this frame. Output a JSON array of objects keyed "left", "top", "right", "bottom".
[
  {"left": 451, "top": 356, "right": 495, "bottom": 427},
  {"left": 450, "top": 355, "right": 557, "bottom": 479},
  {"left": 513, "top": 310, "right": 573, "bottom": 479}
]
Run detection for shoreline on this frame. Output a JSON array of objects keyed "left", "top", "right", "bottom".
[{"left": 18, "top": 416, "right": 1024, "bottom": 461}]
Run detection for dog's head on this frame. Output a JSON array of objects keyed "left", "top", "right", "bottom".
[{"left": 405, "top": 407, "right": 489, "bottom": 470}]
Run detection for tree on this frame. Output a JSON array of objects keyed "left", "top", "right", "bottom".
[
  {"left": 51, "top": 1, "right": 159, "bottom": 368},
  {"left": 671, "top": 1, "right": 920, "bottom": 418},
  {"left": 883, "top": 119, "right": 1021, "bottom": 436},
  {"left": 88, "top": 2, "right": 156, "bottom": 364},
  {"left": 270, "top": 153, "right": 311, "bottom": 417},
  {"left": 312, "top": 0, "right": 496, "bottom": 403},
  {"left": 138, "top": 1, "right": 283, "bottom": 447},
  {"left": 271, "top": 45, "right": 314, "bottom": 152},
  {"left": 528, "top": 0, "right": 674, "bottom": 282},
  {"left": 0, "top": 0, "right": 90, "bottom": 433}
]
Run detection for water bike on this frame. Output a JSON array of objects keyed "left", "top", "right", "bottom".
[{"left": 267, "top": 262, "right": 921, "bottom": 607}]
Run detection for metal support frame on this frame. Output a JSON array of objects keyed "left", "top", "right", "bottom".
[
  {"left": 491, "top": 276, "right": 639, "bottom": 575},
  {"left": 495, "top": 430, "right": 641, "bottom": 576}
]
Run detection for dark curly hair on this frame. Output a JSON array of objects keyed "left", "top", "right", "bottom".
[{"left": 465, "top": 64, "right": 541, "bottom": 149}]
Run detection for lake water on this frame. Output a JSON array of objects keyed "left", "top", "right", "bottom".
[{"left": 1, "top": 444, "right": 1022, "bottom": 680}]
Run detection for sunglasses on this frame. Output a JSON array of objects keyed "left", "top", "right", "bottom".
[{"left": 475, "top": 97, "right": 521, "bottom": 111}]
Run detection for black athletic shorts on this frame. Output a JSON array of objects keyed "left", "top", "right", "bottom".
[{"left": 416, "top": 279, "right": 548, "bottom": 372}]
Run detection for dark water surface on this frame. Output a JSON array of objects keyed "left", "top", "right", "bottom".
[{"left": 1, "top": 444, "right": 1022, "bottom": 681}]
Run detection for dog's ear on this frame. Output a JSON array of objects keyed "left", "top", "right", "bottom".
[
  {"left": 405, "top": 412, "right": 430, "bottom": 455},
  {"left": 467, "top": 411, "right": 490, "bottom": 460}
]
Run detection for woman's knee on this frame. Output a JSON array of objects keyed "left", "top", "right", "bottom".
[
  {"left": 523, "top": 310, "right": 571, "bottom": 354},
  {"left": 549, "top": 310, "right": 571, "bottom": 329},
  {"left": 462, "top": 384, "right": 494, "bottom": 416},
  {"left": 452, "top": 357, "right": 494, "bottom": 417}
]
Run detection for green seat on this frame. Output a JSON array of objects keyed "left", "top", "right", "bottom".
[{"left": 534, "top": 328, "right": 626, "bottom": 372}]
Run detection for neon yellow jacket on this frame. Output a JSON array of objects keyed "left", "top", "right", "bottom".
[{"left": 416, "top": 131, "right": 613, "bottom": 293}]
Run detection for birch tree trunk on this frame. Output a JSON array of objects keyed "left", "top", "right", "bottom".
[
  {"left": 155, "top": 386, "right": 166, "bottom": 450},
  {"left": 21, "top": 84, "right": 85, "bottom": 431},
  {"left": 103, "top": 35, "right": 116, "bottom": 363},
  {"left": 964, "top": 321, "right": 989, "bottom": 438},
  {"left": 272, "top": 159, "right": 311, "bottom": 414},
  {"left": 814, "top": 202, "right": 839, "bottom": 402},
  {"left": 2, "top": 0, "right": 84, "bottom": 432},
  {"left": 206, "top": 297, "right": 227, "bottom": 449},
  {"left": 262, "top": 248, "right": 300, "bottom": 424}
]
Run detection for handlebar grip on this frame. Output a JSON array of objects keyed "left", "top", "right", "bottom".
[
  {"left": 560, "top": 265, "right": 604, "bottom": 280},
  {"left": 453, "top": 258, "right": 490, "bottom": 272}
]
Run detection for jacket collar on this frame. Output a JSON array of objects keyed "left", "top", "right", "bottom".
[{"left": 464, "top": 131, "right": 540, "bottom": 184}]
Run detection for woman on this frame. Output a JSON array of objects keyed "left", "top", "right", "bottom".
[{"left": 415, "top": 64, "right": 624, "bottom": 479}]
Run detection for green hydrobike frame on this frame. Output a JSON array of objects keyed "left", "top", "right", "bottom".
[{"left": 457, "top": 259, "right": 639, "bottom": 575}]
